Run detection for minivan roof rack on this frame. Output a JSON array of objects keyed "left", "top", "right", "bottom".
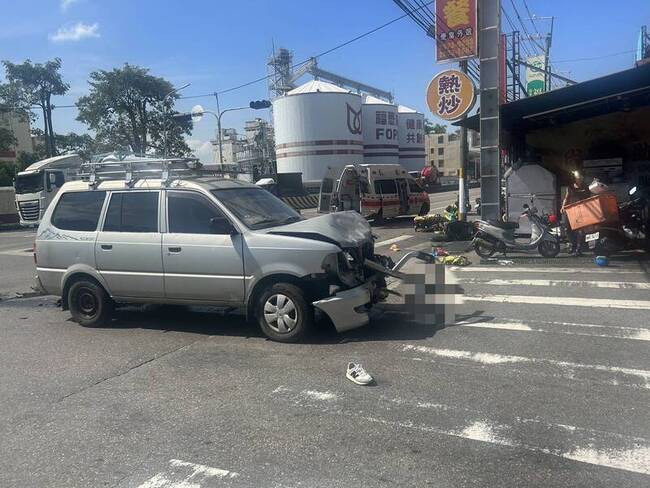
[{"left": 79, "top": 155, "right": 202, "bottom": 188}]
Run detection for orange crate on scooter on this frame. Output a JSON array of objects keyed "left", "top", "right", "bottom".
[{"left": 564, "top": 193, "right": 619, "bottom": 230}]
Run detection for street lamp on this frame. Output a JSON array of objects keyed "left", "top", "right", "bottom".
[
  {"left": 176, "top": 100, "right": 271, "bottom": 171},
  {"left": 162, "top": 82, "right": 190, "bottom": 158}
]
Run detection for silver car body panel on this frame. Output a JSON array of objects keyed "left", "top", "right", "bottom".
[
  {"left": 36, "top": 178, "right": 383, "bottom": 332},
  {"left": 313, "top": 283, "right": 372, "bottom": 332}
]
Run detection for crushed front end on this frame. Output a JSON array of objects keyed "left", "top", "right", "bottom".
[{"left": 313, "top": 240, "right": 396, "bottom": 332}]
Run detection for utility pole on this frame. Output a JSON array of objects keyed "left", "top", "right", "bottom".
[
  {"left": 478, "top": 0, "right": 502, "bottom": 221},
  {"left": 541, "top": 16, "right": 555, "bottom": 92},
  {"left": 458, "top": 59, "right": 469, "bottom": 221}
]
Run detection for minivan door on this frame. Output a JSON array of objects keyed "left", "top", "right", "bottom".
[
  {"left": 162, "top": 190, "right": 245, "bottom": 303},
  {"left": 95, "top": 191, "right": 164, "bottom": 298}
]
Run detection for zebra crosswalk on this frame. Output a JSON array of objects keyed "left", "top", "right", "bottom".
[{"left": 371, "top": 259, "right": 650, "bottom": 479}]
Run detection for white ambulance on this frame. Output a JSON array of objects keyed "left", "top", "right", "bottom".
[{"left": 319, "top": 164, "right": 430, "bottom": 222}]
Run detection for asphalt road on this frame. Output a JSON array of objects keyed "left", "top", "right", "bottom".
[{"left": 1, "top": 187, "right": 649, "bottom": 487}]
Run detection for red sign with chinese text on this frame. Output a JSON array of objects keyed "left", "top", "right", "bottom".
[{"left": 435, "top": 0, "right": 478, "bottom": 62}]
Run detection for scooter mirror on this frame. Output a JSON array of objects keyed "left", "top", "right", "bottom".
[{"left": 629, "top": 186, "right": 637, "bottom": 196}]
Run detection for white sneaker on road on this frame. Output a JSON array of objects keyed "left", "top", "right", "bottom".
[{"left": 346, "top": 363, "right": 373, "bottom": 385}]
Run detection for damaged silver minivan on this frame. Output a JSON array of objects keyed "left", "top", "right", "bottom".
[{"left": 34, "top": 175, "right": 423, "bottom": 342}]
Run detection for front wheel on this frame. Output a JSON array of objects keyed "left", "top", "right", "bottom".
[
  {"left": 538, "top": 239, "right": 560, "bottom": 258},
  {"left": 256, "top": 283, "right": 314, "bottom": 343},
  {"left": 473, "top": 237, "right": 496, "bottom": 258}
]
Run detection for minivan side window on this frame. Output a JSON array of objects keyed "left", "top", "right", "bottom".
[
  {"left": 51, "top": 191, "right": 106, "bottom": 231},
  {"left": 103, "top": 192, "right": 159, "bottom": 233},
  {"left": 168, "top": 191, "right": 230, "bottom": 234}
]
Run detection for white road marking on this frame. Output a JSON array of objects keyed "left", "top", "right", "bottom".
[
  {"left": 374, "top": 234, "right": 414, "bottom": 247},
  {"left": 450, "top": 266, "right": 646, "bottom": 275},
  {"left": 402, "top": 344, "right": 650, "bottom": 389},
  {"left": 457, "top": 319, "right": 650, "bottom": 341},
  {"left": 459, "top": 278, "right": 650, "bottom": 289},
  {"left": 0, "top": 248, "right": 33, "bottom": 257},
  {"left": 301, "top": 389, "right": 338, "bottom": 401},
  {"left": 273, "top": 386, "right": 650, "bottom": 475},
  {"left": 137, "top": 459, "right": 238, "bottom": 488},
  {"left": 464, "top": 294, "right": 650, "bottom": 310}
]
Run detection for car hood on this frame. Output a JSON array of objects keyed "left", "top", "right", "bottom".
[{"left": 266, "top": 211, "right": 373, "bottom": 248}]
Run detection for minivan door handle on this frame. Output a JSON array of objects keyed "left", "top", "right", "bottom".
[
  {"left": 168, "top": 247, "right": 182, "bottom": 253},
  {"left": 100, "top": 244, "right": 113, "bottom": 250}
]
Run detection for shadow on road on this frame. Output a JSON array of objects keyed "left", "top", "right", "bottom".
[{"left": 89, "top": 302, "right": 482, "bottom": 345}]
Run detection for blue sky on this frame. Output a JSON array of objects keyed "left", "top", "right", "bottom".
[{"left": 1, "top": 0, "right": 648, "bottom": 161}]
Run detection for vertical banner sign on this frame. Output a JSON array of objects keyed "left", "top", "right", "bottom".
[
  {"left": 526, "top": 55, "right": 547, "bottom": 96},
  {"left": 435, "top": 0, "right": 478, "bottom": 62}
]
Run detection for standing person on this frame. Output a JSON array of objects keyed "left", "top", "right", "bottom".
[{"left": 561, "top": 170, "right": 591, "bottom": 255}]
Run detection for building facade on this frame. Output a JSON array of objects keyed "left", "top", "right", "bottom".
[
  {"left": 0, "top": 110, "right": 32, "bottom": 164},
  {"left": 425, "top": 130, "right": 480, "bottom": 179},
  {"left": 209, "top": 118, "right": 276, "bottom": 179}
]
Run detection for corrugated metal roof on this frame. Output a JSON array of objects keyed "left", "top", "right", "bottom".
[
  {"left": 287, "top": 80, "right": 352, "bottom": 95},
  {"left": 455, "top": 62, "right": 650, "bottom": 132}
]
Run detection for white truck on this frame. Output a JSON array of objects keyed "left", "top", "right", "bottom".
[{"left": 14, "top": 154, "right": 83, "bottom": 226}]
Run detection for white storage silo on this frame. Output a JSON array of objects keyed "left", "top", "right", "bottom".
[
  {"left": 273, "top": 80, "right": 363, "bottom": 183},
  {"left": 361, "top": 95, "right": 399, "bottom": 165},
  {"left": 397, "top": 105, "right": 426, "bottom": 172}
]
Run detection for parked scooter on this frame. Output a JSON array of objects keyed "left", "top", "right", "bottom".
[
  {"left": 473, "top": 204, "right": 561, "bottom": 258},
  {"left": 585, "top": 186, "right": 649, "bottom": 255}
]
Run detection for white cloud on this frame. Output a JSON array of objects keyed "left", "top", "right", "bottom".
[
  {"left": 186, "top": 139, "right": 215, "bottom": 164},
  {"left": 61, "top": 0, "right": 81, "bottom": 11},
  {"left": 49, "top": 22, "right": 99, "bottom": 42}
]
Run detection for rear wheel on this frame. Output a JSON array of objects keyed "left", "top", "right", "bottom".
[
  {"left": 538, "top": 239, "right": 560, "bottom": 258},
  {"left": 256, "top": 283, "right": 313, "bottom": 343},
  {"left": 68, "top": 279, "right": 113, "bottom": 327},
  {"left": 473, "top": 237, "right": 496, "bottom": 258}
]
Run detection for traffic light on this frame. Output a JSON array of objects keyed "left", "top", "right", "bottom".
[
  {"left": 171, "top": 112, "right": 193, "bottom": 125},
  {"left": 249, "top": 100, "right": 271, "bottom": 110}
]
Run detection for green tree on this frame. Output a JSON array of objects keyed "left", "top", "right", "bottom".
[
  {"left": 0, "top": 126, "right": 17, "bottom": 152},
  {"left": 424, "top": 119, "right": 447, "bottom": 135},
  {"left": 0, "top": 58, "right": 69, "bottom": 158},
  {"left": 76, "top": 64, "right": 191, "bottom": 156},
  {"left": 55, "top": 132, "right": 101, "bottom": 161}
]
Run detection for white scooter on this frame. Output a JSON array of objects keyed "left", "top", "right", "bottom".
[{"left": 473, "top": 204, "right": 561, "bottom": 258}]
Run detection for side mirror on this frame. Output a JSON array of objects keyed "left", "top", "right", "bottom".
[
  {"left": 210, "top": 216, "right": 237, "bottom": 235},
  {"left": 46, "top": 173, "right": 56, "bottom": 191}
]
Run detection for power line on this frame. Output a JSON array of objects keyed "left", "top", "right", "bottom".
[
  {"left": 509, "top": 0, "right": 545, "bottom": 52},
  {"left": 550, "top": 49, "right": 637, "bottom": 64},
  {"left": 393, "top": 0, "right": 480, "bottom": 78},
  {"left": 190, "top": 1, "right": 437, "bottom": 99},
  {"left": 522, "top": 0, "right": 543, "bottom": 39}
]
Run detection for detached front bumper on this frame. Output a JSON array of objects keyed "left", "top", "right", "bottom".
[{"left": 313, "top": 283, "right": 372, "bottom": 333}]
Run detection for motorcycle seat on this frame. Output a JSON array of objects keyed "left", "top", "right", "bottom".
[{"left": 488, "top": 220, "right": 519, "bottom": 229}]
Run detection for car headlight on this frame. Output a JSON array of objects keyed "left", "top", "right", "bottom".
[{"left": 321, "top": 252, "right": 340, "bottom": 275}]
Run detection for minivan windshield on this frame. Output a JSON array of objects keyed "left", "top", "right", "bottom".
[
  {"left": 211, "top": 187, "right": 302, "bottom": 230},
  {"left": 14, "top": 171, "right": 44, "bottom": 194}
]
